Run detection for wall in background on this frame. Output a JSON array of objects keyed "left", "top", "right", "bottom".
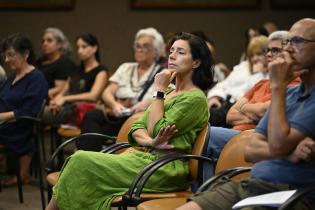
[{"left": 1, "top": 0, "right": 314, "bottom": 72}]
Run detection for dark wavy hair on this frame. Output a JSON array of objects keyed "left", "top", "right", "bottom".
[
  {"left": 76, "top": 33, "right": 100, "bottom": 62},
  {"left": 1, "top": 33, "right": 36, "bottom": 65},
  {"left": 170, "top": 32, "right": 214, "bottom": 91}
]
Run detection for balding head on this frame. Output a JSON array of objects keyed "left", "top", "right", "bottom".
[
  {"left": 284, "top": 18, "right": 315, "bottom": 72},
  {"left": 290, "top": 18, "right": 315, "bottom": 39}
]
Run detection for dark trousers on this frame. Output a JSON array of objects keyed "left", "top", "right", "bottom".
[{"left": 78, "top": 109, "right": 128, "bottom": 151}]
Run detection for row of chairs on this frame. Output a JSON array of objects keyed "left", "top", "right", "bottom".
[
  {"left": 45, "top": 114, "right": 313, "bottom": 210},
  {"left": 1, "top": 109, "right": 313, "bottom": 210}
]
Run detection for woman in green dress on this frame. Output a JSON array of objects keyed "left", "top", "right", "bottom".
[{"left": 45, "top": 32, "right": 214, "bottom": 210}]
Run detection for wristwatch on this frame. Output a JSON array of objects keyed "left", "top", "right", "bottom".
[{"left": 153, "top": 91, "right": 165, "bottom": 100}]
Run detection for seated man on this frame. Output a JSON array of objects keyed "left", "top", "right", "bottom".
[
  {"left": 204, "top": 30, "right": 300, "bottom": 179},
  {"left": 177, "top": 18, "right": 315, "bottom": 210}
]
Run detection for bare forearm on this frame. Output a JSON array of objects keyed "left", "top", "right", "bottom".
[
  {"left": 268, "top": 86, "right": 291, "bottom": 155},
  {"left": 48, "top": 87, "right": 62, "bottom": 99},
  {"left": 245, "top": 134, "right": 272, "bottom": 163},
  {"left": 102, "top": 90, "right": 119, "bottom": 108},
  {"left": 0, "top": 111, "right": 15, "bottom": 121},
  {"left": 227, "top": 106, "right": 255, "bottom": 125},
  {"left": 132, "top": 129, "right": 154, "bottom": 146},
  {"left": 63, "top": 92, "right": 99, "bottom": 103},
  {"left": 147, "top": 99, "right": 164, "bottom": 136}
]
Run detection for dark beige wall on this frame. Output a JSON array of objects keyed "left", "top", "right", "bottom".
[{"left": 1, "top": 0, "right": 314, "bottom": 71}]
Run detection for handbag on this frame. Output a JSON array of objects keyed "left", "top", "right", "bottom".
[{"left": 55, "top": 102, "right": 96, "bottom": 126}]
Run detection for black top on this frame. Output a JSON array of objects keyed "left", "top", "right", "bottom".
[
  {"left": 69, "top": 64, "right": 108, "bottom": 94},
  {"left": 36, "top": 55, "right": 77, "bottom": 89}
]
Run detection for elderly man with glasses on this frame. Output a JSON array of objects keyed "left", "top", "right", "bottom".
[
  {"left": 177, "top": 18, "right": 315, "bottom": 210},
  {"left": 202, "top": 30, "right": 301, "bottom": 180}
]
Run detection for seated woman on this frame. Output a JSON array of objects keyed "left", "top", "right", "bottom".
[
  {"left": 0, "top": 33, "right": 48, "bottom": 185},
  {"left": 207, "top": 35, "right": 269, "bottom": 128},
  {"left": 45, "top": 32, "right": 214, "bottom": 210},
  {"left": 49, "top": 33, "right": 109, "bottom": 125},
  {"left": 36, "top": 27, "right": 76, "bottom": 99},
  {"left": 78, "top": 27, "right": 166, "bottom": 151}
]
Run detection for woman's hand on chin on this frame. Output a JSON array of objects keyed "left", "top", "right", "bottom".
[{"left": 154, "top": 69, "right": 177, "bottom": 91}]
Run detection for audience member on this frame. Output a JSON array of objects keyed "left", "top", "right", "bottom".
[
  {"left": 176, "top": 18, "right": 315, "bottom": 210},
  {"left": 45, "top": 32, "right": 214, "bottom": 210},
  {"left": 239, "top": 25, "right": 268, "bottom": 62},
  {"left": 36, "top": 27, "right": 76, "bottom": 99},
  {"left": 204, "top": 31, "right": 301, "bottom": 179},
  {"left": 49, "top": 33, "right": 109, "bottom": 126},
  {"left": 0, "top": 33, "right": 48, "bottom": 185},
  {"left": 78, "top": 27, "right": 166, "bottom": 151},
  {"left": 263, "top": 21, "right": 279, "bottom": 35},
  {"left": 207, "top": 35, "right": 269, "bottom": 128}
]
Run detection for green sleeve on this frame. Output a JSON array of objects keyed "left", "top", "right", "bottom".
[
  {"left": 128, "top": 90, "right": 209, "bottom": 147},
  {"left": 152, "top": 92, "right": 209, "bottom": 138}
]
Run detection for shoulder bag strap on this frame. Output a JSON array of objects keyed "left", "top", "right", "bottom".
[{"left": 137, "top": 63, "right": 164, "bottom": 102}]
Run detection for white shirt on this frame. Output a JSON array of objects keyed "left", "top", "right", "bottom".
[
  {"left": 109, "top": 62, "right": 161, "bottom": 103},
  {"left": 207, "top": 60, "right": 252, "bottom": 102}
]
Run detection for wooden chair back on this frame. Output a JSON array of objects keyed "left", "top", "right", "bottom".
[
  {"left": 215, "top": 129, "right": 254, "bottom": 180},
  {"left": 116, "top": 112, "right": 143, "bottom": 143},
  {"left": 189, "top": 123, "right": 210, "bottom": 181}
]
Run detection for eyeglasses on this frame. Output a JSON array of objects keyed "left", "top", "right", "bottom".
[
  {"left": 263, "top": 47, "right": 282, "bottom": 56},
  {"left": 134, "top": 43, "right": 153, "bottom": 52},
  {"left": 1, "top": 51, "right": 17, "bottom": 60},
  {"left": 281, "top": 36, "right": 315, "bottom": 46}
]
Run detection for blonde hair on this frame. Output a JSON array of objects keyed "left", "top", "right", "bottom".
[
  {"left": 247, "top": 35, "right": 268, "bottom": 58},
  {"left": 247, "top": 35, "right": 268, "bottom": 73}
]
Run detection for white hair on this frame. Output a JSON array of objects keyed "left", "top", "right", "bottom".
[
  {"left": 135, "top": 27, "right": 165, "bottom": 61},
  {"left": 45, "top": 27, "right": 72, "bottom": 55},
  {"left": 268, "top": 30, "right": 289, "bottom": 42}
]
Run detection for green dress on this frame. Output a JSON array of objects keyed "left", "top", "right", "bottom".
[{"left": 53, "top": 89, "right": 209, "bottom": 210}]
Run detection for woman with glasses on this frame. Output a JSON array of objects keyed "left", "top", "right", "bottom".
[
  {"left": 207, "top": 35, "right": 270, "bottom": 128},
  {"left": 0, "top": 33, "right": 48, "bottom": 186},
  {"left": 77, "top": 27, "right": 166, "bottom": 151},
  {"left": 48, "top": 33, "right": 109, "bottom": 125},
  {"left": 36, "top": 27, "right": 76, "bottom": 99}
]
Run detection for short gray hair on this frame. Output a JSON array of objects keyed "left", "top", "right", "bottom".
[
  {"left": 135, "top": 27, "right": 165, "bottom": 61},
  {"left": 44, "top": 27, "right": 72, "bottom": 55},
  {"left": 268, "top": 30, "right": 289, "bottom": 42}
]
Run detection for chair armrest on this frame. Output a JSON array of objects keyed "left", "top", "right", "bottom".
[
  {"left": 0, "top": 115, "right": 42, "bottom": 125},
  {"left": 279, "top": 186, "right": 315, "bottom": 210},
  {"left": 100, "top": 142, "right": 131, "bottom": 154},
  {"left": 123, "top": 154, "right": 215, "bottom": 204},
  {"left": 45, "top": 133, "right": 116, "bottom": 173},
  {"left": 196, "top": 167, "right": 252, "bottom": 193}
]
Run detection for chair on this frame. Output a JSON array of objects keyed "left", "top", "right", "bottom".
[
  {"left": 136, "top": 129, "right": 254, "bottom": 210},
  {"left": 45, "top": 112, "right": 144, "bottom": 200},
  {"left": 0, "top": 115, "right": 46, "bottom": 210},
  {"left": 109, "top": 123, "right": 212, "bottom": 210}
]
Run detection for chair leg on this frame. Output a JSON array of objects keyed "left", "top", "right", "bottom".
[
  {"left": 47, "top": 185, "right": 52, "bottom": 202},
  {"left": 16, "top": 164, "right": 24, "bottom": 203},
  {"left": 35, "top": 133, "right": 46, "bottom": 210}
]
